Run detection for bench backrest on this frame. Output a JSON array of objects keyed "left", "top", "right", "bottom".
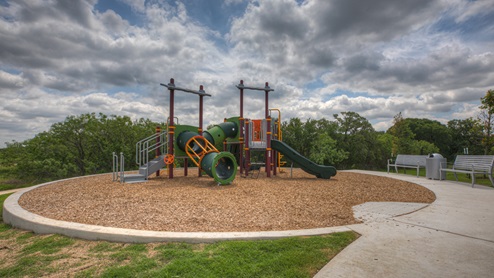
[
  {"left": 453, "top": 155, "right": 494, "bottom": 172},
  {"left": 395, "top": 155, "right": 427, "bottom": 167}
]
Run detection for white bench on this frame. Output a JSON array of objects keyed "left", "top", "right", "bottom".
[
  {"left": 387, "top": 155, "right": 427, "bottom": 177},
  {"left": 440, "top": 155, "right": 494, "bottom": 187}
]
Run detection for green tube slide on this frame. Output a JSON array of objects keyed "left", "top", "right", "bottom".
[
  {"left": 203, "top": 122, "right": 238, "bottom": 149},
  {"left": 177, "top": 131, "right": 204, "bottom": 154},
  {"left": 271, "top": 139, "right": 337, "bottom": 179},
  {"left": 176, "top": 121, "right": 239, "bottom": 185},
  {"left": 200, "top": 151, "right": 237, "bottom": 185}
]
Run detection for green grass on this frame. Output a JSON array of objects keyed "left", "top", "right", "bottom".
[
  {"left": 21, "top": 234, "right": 76, "bottom": 255},
  {"left": 387, "top": 167, "right": 493, "bottom": 187},
  {"left": 0, "top": 193, "right": 13, "bottom": 223},
  {"left": 0, "top": 193, "right": 358, "bottom": 277},
  {"left": 95, "top": 234, "right": 356, "bottom": 278},
  {"left": 0, "top": 166, "right": 35, "bottom": 191}
]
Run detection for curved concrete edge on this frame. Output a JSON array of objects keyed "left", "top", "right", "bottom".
[
  {"left": 2, "top": 177, "right": 351, "bottom": 243},
  {"left": 352, "top": 202, "right": 430, "bottom": 223},
  {"left": 315, "top": 170, "right": 494, "bottom": 278}
]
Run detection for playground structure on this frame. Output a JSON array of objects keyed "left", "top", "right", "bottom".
[{"left": 113, "top": 78, "right": 337, "bottom": 185}]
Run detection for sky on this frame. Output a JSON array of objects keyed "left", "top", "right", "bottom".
[{"left": 1, "top": 0, "right": 493, "bottom": 146}]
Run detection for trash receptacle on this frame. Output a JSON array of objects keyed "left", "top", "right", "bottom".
[{"left": 426, "top": 153, "right": 446, "bottom": 180}]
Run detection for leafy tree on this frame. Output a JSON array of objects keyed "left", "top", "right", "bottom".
[
  {"left": 1, "top": 141, "right": 27, "bottom": 167},
  {"left": 479, "top": 89, "right": 494, "bottom": 154},
  {"left": 447, "top": 118, "right": 483, "bottom": 156},
  {"left": 387, "top": 112, "right": 415, "bottom": 155},
  {"left": 333, "top": 112, "right": 381, "bottom": 169},
  {"left": 4, "top": 113, "right": 162, "bottom": 182},
  {"left": 309, "top": 133, "right": 348, "bottom": 165},
  {"left": 281, "top": 118, "right": 305, "bottom": 156},
  {"left": 376, "top": 132, "right": 394, "bottom": 168},
  {"left": 404, "top": 118, "right": 452, "bottom": 155},
  {"left": 281, "top": 117, "right": 343, "bottom": 167},
  {"left": 412, "top": 140, "right": 439, "bottom": 155}
]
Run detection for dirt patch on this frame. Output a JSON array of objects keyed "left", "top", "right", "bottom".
[{"left": 18, "top": 169, "right": 435, "bottom": 232}]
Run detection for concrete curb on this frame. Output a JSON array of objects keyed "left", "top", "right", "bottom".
[{"left": 3, "top": 176, "right": 352, "bottom": 243}]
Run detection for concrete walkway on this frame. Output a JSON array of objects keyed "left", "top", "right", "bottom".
[
  {"left": 0, "top": 188, "right": 23, "bottom": 195},
  {"left": 315, "top": 170, "right": 494, "bottom": 278}
]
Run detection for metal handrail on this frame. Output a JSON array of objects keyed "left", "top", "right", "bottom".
[
  {"left": 120, "top": 152, "right": 124, "bottom": 184},
  {"left": 112, "top": 152, "right": 119, "bottom": 181},
  {"left": 135, "top": 131, "right": 168, "bottom": 166},
  {"left": 112, "top": 152, "right": 125, "bottom": 183},
  {"left": 135, "top": 133, "right": 160, "bottom": 165}
]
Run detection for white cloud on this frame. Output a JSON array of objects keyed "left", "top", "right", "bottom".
[
  {"left": 452, "top": 0, "right": 494, "bottom": 23},
  {"left": 0, "top": 0, "right": 493, "bottom": 146},
  {"left": 0, "top": 71, "right": 26, "bottom": 89}
]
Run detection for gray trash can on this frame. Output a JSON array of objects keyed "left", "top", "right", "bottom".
[{"left": 426, "top": 153, "right": 446, "bottom": 180}]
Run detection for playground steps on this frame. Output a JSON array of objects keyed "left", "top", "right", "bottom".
[
  {"left": 121, "top": 155, "right": 166, "bottom": 183},
  {"left": 139, "top": 155, "right": 166, "bottom": 176},
  {"left": 122, "top": 174, "right": 147, "bottom": 183}
]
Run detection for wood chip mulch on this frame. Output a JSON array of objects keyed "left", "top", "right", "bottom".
[{"left": 18, "top": 169, "right": 436, "bottom": 232}]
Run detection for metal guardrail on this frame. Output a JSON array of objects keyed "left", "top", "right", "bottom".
[
  {"left": 112, "top": 152, "right": 125, "bottom": 184},
  {"left": 135, "top": 131, "right": 167, "bottom": 167},
  {"left": 113, "top": 128, "right": 169, "bottom": 183}
]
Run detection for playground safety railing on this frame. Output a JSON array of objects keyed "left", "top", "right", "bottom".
[
  {"left": 135, "top": 131, "right": 168, "bottom": 167},
  {"left": 112, "top": 152, "right": 125, "bottom": 184}
]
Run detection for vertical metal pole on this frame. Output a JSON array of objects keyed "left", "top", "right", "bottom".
[
  {"left": 112, "top": 152, "right": 117, "bottom": 181},
  {"left": 168, "top": 78, "right": 175, "bottom": 179},
  {"left": 245, "top": 120, "right": 250, "bottom": 176},
  {"left": 272, "top": 114, "right": 277, "bottom": 176},
  {"left": 156, "top": 126, "right": 161, "bottom": 177},
  {"left": 265, "top": 82, "right": 271, "bottom": 178},
  {"left": 198, "top": 85, "right": 204, "bottom": 177},
  {"left": 273, "top": 148, "right": 277, "bottom": 176},
  {"left": 239, "top": 80, "right": 244, "bottom": 175},
  {"left": 120, "top": 152, "right": 124, "bottom": 184},
  {"left": 223, "top": 118, "right": 228, "bottom": 151},
  {"left": 273, "top": 122, "right": 277, "bottom": 176}
]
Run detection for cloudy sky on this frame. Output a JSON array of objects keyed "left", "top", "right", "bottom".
[{"left": 1, "top": 0, "right": 493, "bottom": 146}]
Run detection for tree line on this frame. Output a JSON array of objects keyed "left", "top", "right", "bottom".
[
  {"left": 1, "top": 90, "right": 492, "bottom": 182},
  {"left": 1, "top": 113, "right": 163, "bottom": 182},
  {"left": 282, "top": 89, "right": 494, "bottom": 169}
]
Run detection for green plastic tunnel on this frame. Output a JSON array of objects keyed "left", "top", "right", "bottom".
[
  {"left": 200, "top": 151, "right": 237, "bottom": 185},
  {"left": 203, "top": 122, "right": 238, "bottom": 149},
  {"left": 176, "top": 121, "right": 239, "bottom": 185},
  {"left": 177, "top": 131, "right": 205, "bottom": 155}
]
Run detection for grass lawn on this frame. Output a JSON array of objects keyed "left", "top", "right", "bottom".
[
  {"left": 387, "top": 168, "right": 494, "bottom": 187},
  {"left": 0, "top": 166, "right": 37, "bottom": 192},
  {"left": 0, "top": 193, "right": 358, "bottom": 277}
]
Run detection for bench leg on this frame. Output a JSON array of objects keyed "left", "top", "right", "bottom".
[
  {"left": 387, "top": 165, "right": 389, "bottom": 174},
  {"left": 489, "top": 174, "right": 494, "bottom": 187},
  {"left": 416, "top": 167, "right": 419, "bottom": 178},
  {"left": 471, "top": 172, "right": 475, "bottom": 188},
  {"left": 454, "top": 172, "right": 458, "bottom": 182},
  {"left": 395, "top": 166, "right": 398, "bottom": 174}
]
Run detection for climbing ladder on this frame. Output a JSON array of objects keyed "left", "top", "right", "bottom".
[
  {"left": 183, "top": 135, "right": 218, "bottom": 166},
  {"left": 270, "top": 108, "right": 286, "bottom": 172}
]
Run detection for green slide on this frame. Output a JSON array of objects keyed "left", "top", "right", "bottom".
[{"left": 271, "top": 139, "right": 337, "bottom": 179}]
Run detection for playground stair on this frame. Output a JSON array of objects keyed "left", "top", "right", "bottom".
[
  {"left": 123, "top": 155, "right": 166, "bottom": 183},
  {"left": 113, "top": 130, "right": 168, "bottom": 184}
]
